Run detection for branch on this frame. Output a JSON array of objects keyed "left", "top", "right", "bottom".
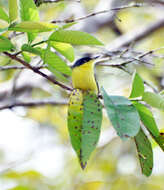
[
  {"left": 107, "top": 18, "right": 164, "bottom": 51},
  {"left": 0, "top": 99, "right": 68, "bottom": 110},
  {"left": 51, "top": 3, "right": 144, "bottom": 23},
  {"left": 0, "top": 65, "right": 46, "bottom": 71},
  {"left": 3, "top": 52, "right": 73, "bottom": 91}
]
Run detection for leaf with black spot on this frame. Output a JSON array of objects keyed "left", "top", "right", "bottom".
[
  {"left": 67, "top": 90, "right": 103, "bottom": 169},
  {"left": 102, "top": 87, "right": 140, "bottom": 140},
  {"left": 134, "top": 128, "right": 153, "bottom": 177},
  {"left": 80, "top": 91, "right": 102, "bottom": 169},
  {"left": 67, "top": 89, "right": 83, "bottom": 159}
]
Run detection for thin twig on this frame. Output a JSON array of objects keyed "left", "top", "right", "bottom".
[
  {"left": 3, "top": 52, "right": 73, "bottom": 91},
  {"left": 52, "top": 4, "right": 144, "bottom": 23},
  {"left": 0, "top": 65, "right": 47, "bottom": 71},
  {"left": 0, "top": 99, "right": 68, "bottom": 110}
]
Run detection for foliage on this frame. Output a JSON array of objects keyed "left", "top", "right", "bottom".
[{"left": 0, "top": 0, "right": 164, "bottom": 189}]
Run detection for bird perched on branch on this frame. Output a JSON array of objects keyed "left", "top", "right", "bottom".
[{"left": 71, "top": 56, "right": 99, "bottom": 94}]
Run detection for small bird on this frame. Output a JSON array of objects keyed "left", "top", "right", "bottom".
[{"left": 71, "top": 56, "right": 99, "bottom": 94}]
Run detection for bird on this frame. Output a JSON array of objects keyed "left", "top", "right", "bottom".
[{"left": 71, "top": 56, "right": 99, "bottom": 94}]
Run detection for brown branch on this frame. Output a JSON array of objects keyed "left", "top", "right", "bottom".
[
  {"left": 51, "top": 4, "right": 144, "bottom": 23},
  {"left": 0, "top": 99, "right": 68, "bottom": 110},
  {"left": 0, "top": 65, "right": 47, "bottom": 71},
  {"left": 3, "top": 52, "right": 73, "bottom": 91}
]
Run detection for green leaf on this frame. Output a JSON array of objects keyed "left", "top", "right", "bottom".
[
  {"left": 142, "top": 92, "right": 164, "bottom": 110},
  {"left": 22, "top": 44, "right": 43, "bottom": 56},
  {"left": 20, "top": 0, "right": 40, "bottom": 42},
  {"left": 134, "top": 129, "right": 153, "bottom": 177},
  {"left": 152, "top": 132, "right": 164, "bottom": 152},
  {"left": 61, "top": 22, "right": 77, "bottom": 29},
  {"left": 0, "top": 35, "right": 15, "bottom": 52},
  {"left": 47, "top": 65, "right": 69, "bottom": 82},
  {"left": 9, "top": 0, "right": 18, "bottom": 22},
  {"left": 102, "top": 87, "right": 140, "bottom": 140},
  {"left": 49, "top": 30, "right": 104, "bottom": 45},
  {"left": 9, "top": 21, "right": 59, "bottom": 33},
  {"left": 51, "top": 41, "right": 75, "bottom": 62},
  {"left": 67, "top": 90, "right": 102, "bottom": 169},
  {"left": 0, "top": 7, "right": 9, "bottom": 23},
  {"left": 22, "top": 52, "right": 31, "bottom": 63},
  {"left": 43, "top": 48, "right": 72, "bottom": 76},
  {"left": 133, "top": 102, "right": 159, "bottom": 137},
  {"left": 81, "top": 91, "right": 102, "bottom": 168},
  {"left": 0, "top": 27, "right": 8, "bottom": 35},
  {"left": 129, "top": 71, "right": 144, "bottom": 98}
]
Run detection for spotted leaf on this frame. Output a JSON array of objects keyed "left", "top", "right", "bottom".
[
  {"left": 67, "top": 90, "right": 102, "bottom": 169},
  {"left": 67, "top": 89, "right": 83, "bottom": 161},
  {"left": 134, "top": 129, "right": 153, "bottom": 176},
  {"left": 80, "top": 91, "right": 102, "bottom": 168},
  {"left": 102, "top": 87, "right": 140, "bottom": 140}
]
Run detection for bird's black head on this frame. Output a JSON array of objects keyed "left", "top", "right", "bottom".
[{"left": 72, "top": 56, "right": 92, "bottom": 68}]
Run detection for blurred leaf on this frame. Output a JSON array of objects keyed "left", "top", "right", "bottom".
[
  {"left": 102, "top": 87, "right": 140, "bottom": 140},
  {"left": 51, "top": 41, "right": 75, "bottom": 62},
  {"left": 0, "top": 7, "right": 9, "bottom": 23},
  {"left": 49, "top": 30, "right": 104, "bottom": 45},
  {"left": 43, "top": 48, "right": 72, "bottom": 76},
  {"left": 129, "top": 71, "right": 144, "bottom": 98},
  {"left": 133, "top": 102, "right": 159, "bottom": 137},
  {"left": 134, "top": 129, "right": 153, "bottom": 177},
  {"left": 9, "top": 0, "right": 18, "bottom": 22},
  {"left": 77, "top": 181, "right": 104, "bottom": 190},
  {"left": 67, "top": 90, "right": 102, "bottom": 169},
  {"left": 9, "top": 21, "right": 59, "bottom": 33},
  {"left": 9, "top": 186, "right": 31, "bottom": 190},
  {"left": 61, "top": 22, "right": 77, "bottom": 29},
  {"left": 142, "top": 92, "right": 164, "bottom": 110},
  {"left": 20, "top": 0, "right": 40, "bottom": 42},
  {"left": 0, "top": 35, "right": 15, "bottom": 51}
]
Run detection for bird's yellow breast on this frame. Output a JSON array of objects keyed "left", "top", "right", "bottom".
[{"left": 72, "top": 60, "right": 98, "bottom": 93}]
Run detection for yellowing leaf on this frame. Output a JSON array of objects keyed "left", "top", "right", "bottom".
[
  {"left": 0, "top": 7, "right": 9, "bottom": 23},
  {"left": 9, "top": 0, "right": 18, "bottom": 22},
  {"left": 77, "top": 181, "right": 104, "bottom": 190},
  {"left": 49, "top": 30, "right": 104, "bottom": 45},
  {"left": 9, "top": 21, "right": 59, "bottom": 33},
  {"left": 51, "top": 41, "right": 75, "bottom": 62}
]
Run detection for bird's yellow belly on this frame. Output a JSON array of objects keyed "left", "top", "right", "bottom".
[{"left": 72, "top": 65, "right": 98, "bottom": 93}]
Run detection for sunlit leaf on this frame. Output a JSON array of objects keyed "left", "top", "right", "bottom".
[
  {"left": 43, "top": 48, "right": 72, "bottom": 76},
  {"left": 20, "top": 0, "right": 40, "bottom": 42},
  {"left": 67, "top": 90, "right": 102, "bottom": 169},
  {"left": 142, "top": 92, "right": 164, "bottom": 110},
  {"left": 102, "top": 87, "right": 140, "bottom": 140},
  {"left": 22, "top": 44, "right": 43, "bottom": 56},
  {"left": 129, "top": 71, "right": 144, "bottom": 98},
  {"left": 0, "top": 7, "right": 9, "bottom": 23},
  {"left": 22, "top": 52, "right": 31, "bottom": 63},
  {"left": 134, "top": 129, "right": 153, "bottom": 177},
  {"left": 0, "top": 35, "right": 15, "bottom": 52},
  {"left": 9, "top": 21, "right": 58, "bottom": 33},
  {"left": 49, "top": 30, "right": 104, "bottom": 45},
  {"left": 133, "top": 102, "right": 159, "bottom": 137},
  {"left": 51, "top": 41, "right": 75, "bottom": 62},
  {"left": 9, "top": 0, "right": 18, "bottom": 22}
]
